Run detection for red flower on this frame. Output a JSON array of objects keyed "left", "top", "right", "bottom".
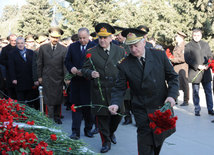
[
  {"left": 71, "top": 104, "right": 76, "bottom": 112},
  {"left": 148, "top": 102, "right": 178, "bottom": 134},
  {"left": 86, "top": 53, "right": 92, "bottom": 59},
  {"left": 149, "top": 122, "right": 156, "bottom": 129},
  {"left": 27, "top": 121, "right": 35, "bottom": 125},
  {"left": 50, "top": 134, "right": 57, "bottom": 141}
]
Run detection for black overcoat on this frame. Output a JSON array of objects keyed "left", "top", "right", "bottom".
[
  {"left": 8, "top": 48, "right": 34, "bottom": 91},
  {"left": 184, "top": 40, "right": 212, "bottom": 83},
  {"left": 111, "top": 47, "right": 179, "bottom": 146}
]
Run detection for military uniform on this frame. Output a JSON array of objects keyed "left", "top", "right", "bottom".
[
  {"left": 110, "top": 28, "right": 179, "bottom": 155},
  {"left": 82, "top": 23, "right": 125, "bottom": 153}
]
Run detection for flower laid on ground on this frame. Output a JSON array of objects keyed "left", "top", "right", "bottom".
[
  {"left": 0, "top": 98, "right": 94, "bottom": 155},
  {"left": 27, "top": 120, "right": 35, "bottom": 125},
  {"left": 50, "top": 134, "right": 57, "bottom": 141},
  {"left": 86, "top": 53, "right": 105, "bottom": 101},
  {"left": 71, "top": 104, "right": 125, "bottom": 117},
  {"left": 148, "top": 102, "right": 178, "bottom": 135}
]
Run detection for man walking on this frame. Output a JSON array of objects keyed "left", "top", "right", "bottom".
[
  {"left": 65, "top": 27, "right": 96, "bottom": 140},
  {"left": 109, "top": 28, "right": 179, "bottom": 155}
]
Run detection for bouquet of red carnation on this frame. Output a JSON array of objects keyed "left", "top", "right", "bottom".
[{"left": 148, "top": 102, "right": 178, "bottom": 134}]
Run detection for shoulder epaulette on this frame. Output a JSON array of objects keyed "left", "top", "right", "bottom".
[
  {"left": 87, "top": 46, "right": 97, "bottom": 51},
  {"left": 118, "top": 56, "right": 127, "bottom": 64},
  {"left": 150, "top": 47, "right": 164, "bottom": 52}
]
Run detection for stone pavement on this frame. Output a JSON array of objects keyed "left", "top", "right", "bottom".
[{"left": 58, "top": 84, "right": 214, "bottom": 155}]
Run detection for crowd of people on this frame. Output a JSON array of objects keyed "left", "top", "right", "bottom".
[{"left": 0, "top": 22, "right": 214, "bottom": 155}]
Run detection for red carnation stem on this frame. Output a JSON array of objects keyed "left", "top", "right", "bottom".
[
  {"left": 71, "top": 104, "right": 125, "bottom": 116},
  {"left": 88, "top": 58, "right": 105, "bottom": 101}
]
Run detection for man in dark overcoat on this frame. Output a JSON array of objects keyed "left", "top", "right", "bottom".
[
  {"left": 109, "top": 28, "right": 179, "bottom": 155},
  {"left": 170, "top": 31, "right": 189, "bottom": 106},
  {"left": 0, "top": 34, "right": 17, "bottom": 99},
  {"left": 81, "top": 23, "right": 125, "bottom": 153},
  {"left": 8, "top": 37, "right": 34, "bottom": 107},
  {"left": 37, "top": 27, "right": 67, "bottom": 124},
  {"left": 114, "top": 26, "right": 132, "bottom": 125},
  {"left": 65, "top": 27, "right": 96, "bottom": 140},
  {"left": 184, "top": 28, "right": 214, "bottom": 116}
]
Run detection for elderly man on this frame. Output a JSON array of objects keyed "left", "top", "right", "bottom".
[
  {"left": 8, "top": 37, "right": 34, "bottom": 106},
  {"left": 82, "top": 23, "right": 125, "bottom": 153},
  {"left": 37, "top": 27, "right": 67, "bottom": 124},
  {"left": 0, "top": 34, "right": 17, "bottom": 99},
  {"left": 109, "top": 28, "right": 179, "bottom": 155},
  {"left": 65, "top": 27, "right": 96, "bottom": 140},
  {"left": 184, "top": 29, "right": 214, "bottom": 116}
]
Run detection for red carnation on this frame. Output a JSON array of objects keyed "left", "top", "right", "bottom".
[
  {"left": 86, "top": 53, "right": 92, "bottom": 59},
  {"left": 71, "top": 104, "right": 76, "bottom": 112},
  {"left": 27, "top": 121, "right": 35, "bottom": 125},
  {"left": 50, "top": 134, "right": 57, "bottom": 141},
  {"left": 148, "top": 102, "right": 178, "bottom": 134}
]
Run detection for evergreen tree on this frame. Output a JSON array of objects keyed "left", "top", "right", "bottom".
[{"left": 17, "top": 0, "right": 52, "bottom": 36}]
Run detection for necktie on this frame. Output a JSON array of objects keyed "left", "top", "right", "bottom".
[
  {"left": 53, "top": 45, "right": 55, "bottom": 51},
  {"left": 105, "top": 50, "right": 109, "bottom": 55},
  {"left": 140, "top": 57, "right": 145, "bottom": 69},
  {"left": 81, "top": 45, "right": 86, "bottom": 54}
]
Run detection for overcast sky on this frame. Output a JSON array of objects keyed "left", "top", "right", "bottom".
[{"left": 0, "top": 0, "right": 26, "bottom": 16}]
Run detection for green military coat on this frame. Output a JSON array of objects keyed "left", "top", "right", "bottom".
[{"left": 82, "top": 43, "right": 125, "bottom": 115}]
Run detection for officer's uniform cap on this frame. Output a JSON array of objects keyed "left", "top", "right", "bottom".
[
  {"left": 122, "top": 28, "right": 147, "bottom": 45},
  {"left": 95, "top": 23, "right": 115, "bottom": 37}
]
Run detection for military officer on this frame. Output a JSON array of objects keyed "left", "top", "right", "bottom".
[
  {"left": 114, "top": 26, "right": 133, "bottom": 125},
  {"left": 109, "top": 28, "right": 179, "bottom": 155},
  {"left": 81, "top": 23, "right": 125, "bottom": 153}
]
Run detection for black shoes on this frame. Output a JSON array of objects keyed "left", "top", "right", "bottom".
[
  {"left": 122, "top": 118, "right": 132, "bottom": 125},
  {"left": 54, "top": 118, "right": 62, "bottom": 124},
  {"left": 211, "top": 120, "right": 214, "bottom": 123},
  {"left": 195, "top": 111, "right": 200, "bottom": 116},
  {"left": 69, "top": 133, "right": 80, "bottom": 140},
  {"left": 208, "top": 110, "right": 214, "bottom": 115},
  {"left": 91, "top": 127, "right": 99, "bottom": 134},
  {"left": 84, "top": 129, "right": 94, "bottom": 138},
  {"left": 100, "top": 142, "right": 111, "bottom": 153},
  {"left": 180, "top": 102, "right": 189, "bottom": 106},
  {"left": 110, "top": 133, "right": 117, "bottom": 144}
]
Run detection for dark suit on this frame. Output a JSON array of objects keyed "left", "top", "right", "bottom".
[
  {"left": 0, "top": 44, "right": 16, "bottom": 99},
  {"left": 8, "top": 48, "right": 34, "bottom": 105},
  {"left": 185, "top": 40, "right": 213, "bottom": 113},
  {"left": 65, "top": 41, "right": 96, "bottom": 136},
  {"left": 82, "top": 43, "right": 125, "bottom": 146},
  {"left": 111, "top": 48, "right": 179, "bottom": 155}
]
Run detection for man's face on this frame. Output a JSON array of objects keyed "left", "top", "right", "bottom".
[
  {"left": 78, "top": 30, "right": 90, "bottom": 46},
  {"left": 26, "top": 40, "right": 35, "bottom": 49},
  {"left": 10, "top": 35, "right": 17, "bottom": 47},
  {"left": 50, "top": 36, "right": 60, "bottom": 45},
  {"left": 129, "top": 40, "right": 146, "bottom": 58},
  {"left": 192, "top": 31, "right": 202, "bottom": 42},
  {"left": 98, "top": 36, "right": 112, "bottom": 48},
  {"left": 115, "top": 33, "right": 126, "bottom": 43},
  {"left": 16, "top": 39, "right": 25, "bottom": 50}
]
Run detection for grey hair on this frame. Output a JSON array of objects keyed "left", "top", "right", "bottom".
[
  {"left": 78, "top": 28, "right": 90, "bottom": 35},
  {"left": 16, "top": 36, "right": 25, "bottom": 43}
]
